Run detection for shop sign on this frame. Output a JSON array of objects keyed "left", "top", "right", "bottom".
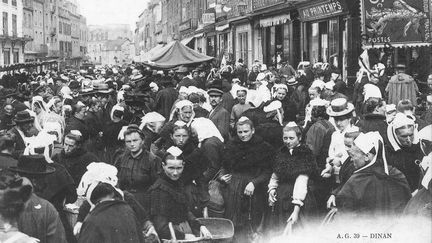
[
  {"left": 361, "top": 0, "right": 431, "bottom": 47},
  {"left": 202, "top": 13, "right": 215, "bottom": 25},
  {"left": 179, "top": 20, "right": 191, "bottom": 32},
  {"left": 299, "top": 0, "right": 348, "bottom": 21},
  {"left": 252, "top": 0, "right": 285, "bottom": 11}
]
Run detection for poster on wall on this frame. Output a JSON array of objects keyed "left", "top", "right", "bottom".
[{"left": 361, "top": 0, "right": 431, "bottom": 47}]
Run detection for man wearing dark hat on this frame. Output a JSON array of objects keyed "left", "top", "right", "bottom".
[
  {"left": 207, "top": 82, "right": 230, "bottom": 141},
  {"left": 9, "top": 155, "right": 68, "bottom": 243},
  {"left": 8, "top": 110, "right": 36, "bottom": 158},
  {"left": 386, "top": 64, "right": 418, "bottom": 106},
  {"left": 5, "top": 89, "right": 28, "bottom": 113}
]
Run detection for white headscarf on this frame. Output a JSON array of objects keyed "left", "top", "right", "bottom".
[
  {"left": 353, "top": 131, "right": 389, "bottom": 175},
  {"left": 169, "top": 100, "right": 195, "bottom": 126},
  {"left": 190, "top": 117, "right": 224, "bottom": 147},
  {"left": 76, "top": 162, "right": 123, "bottom": 211},
  {"left": 139, "top": 112, "right": 165, "bottom": 130},
  {"left": 387, "top": 113, "right": 419, "bottom": 151}
]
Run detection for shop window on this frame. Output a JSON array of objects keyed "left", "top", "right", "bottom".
[
  {"left": 329, "top": 19, "right": 339, "bottom": 66},
  {"left": 319, "top": 21, "right": 328, "bottom": 63},
  {"left": 308, "top": 22, "right": 319, "bottom": 63},
  {"left": 239, "top": 32, "right": 248, "bottom": 66}
]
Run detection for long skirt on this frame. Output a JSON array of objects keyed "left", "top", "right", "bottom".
[
  {"left": 222, "top": 173, "right": 266, "bottom": 228},
  {"left": 265, "top": 182, "right": 317, "bottom": 235}
]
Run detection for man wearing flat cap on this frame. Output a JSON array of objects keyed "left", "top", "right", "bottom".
[{"left": 207, "top": 81, "right": 230, "bottom": 141}]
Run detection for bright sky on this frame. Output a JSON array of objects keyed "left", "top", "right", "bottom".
[{"left": 77, "top": 0, "right": 150, "bottom": 30}]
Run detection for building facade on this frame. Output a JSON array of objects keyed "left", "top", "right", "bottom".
[
  {"left": 16, "top": 0, "right": 88, "bottom": 67},
  {"left": 87, "top": 24, "right": 132, "bottom": 65},
  {"left": 1, "top": 0, "right": 27, "bottom": 66}
]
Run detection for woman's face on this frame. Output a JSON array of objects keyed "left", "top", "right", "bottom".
[
  {"left": 275, "top": 89, "right": 287, "bottom": 101},
  {"left": 237, "top": 91, "right": 247, "bottom": 104},
  {"left": 348, "top": 145, "right": 368, "bottom": 169},
  {"left": 171, "top": 128, "right": 190, "bottom": 148},
  {"left": 33, "top": 103, "right": 42, "bottom": 114},
  {"left": 237, "top": 124, "right": 254, "bottom": 142},
  {"left": 334, "top": 117, "right": 350, "bottom": 131},
  {"left": 179, "top": 106, "right": 193, "bottom": 123},
  {"left": 163, "top": 159, "right": 184, "bottom": 181},
  {"left": 283, "top": 130, "right": 300, "bottom": 149}
]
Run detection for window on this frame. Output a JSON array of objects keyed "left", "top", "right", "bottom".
[
  {"left": 3, "top": 49, "right": 10, "bottom": 65},
  {"left": 59, "top": 21, "right": 62, "bottom": 33},
  {"left": 2, "top": 0, "right": 7, "bottom": 4},
  {"left": 13, "top": 49, "right": 19, "bottom": 63},
  {"left": 12, "top": 0, "right": 16, "bottom": 6},
  {"left": 12, "top": 14, "right": 17, "bottom": 36},
  {"left": 239, "top": 32, "right": 248, "bottom": 66},
  {"left": 2, "top": 12, "right": 8, "bottom": 35}
]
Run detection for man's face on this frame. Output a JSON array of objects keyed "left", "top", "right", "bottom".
[
  {"left": 209, "top": 94, "right": 222, "bottom": 108},
  {"left": 64, "top": 137, "right": 77, "bottom": 154},
  {"left": 4, "top": 105, "right": 14, "bottom": 115},
  {"left": 163, "top": 159, "right": 184, "bottom": 181},
  {"left": 192, "top": 72, "right": 199, "bottom": 79},
  {"left": 395, "top": 126, "right": 415, "bottom": 147},
  {"left": 19, "top": 122, "right": 33, "bottom": 133},
  {"left": 124, "top": 132, "right": 144, "bottom": 153}
]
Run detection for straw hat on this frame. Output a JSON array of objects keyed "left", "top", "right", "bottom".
[{"left": 326, "top": 98, "right": 354, "bottom": 117}]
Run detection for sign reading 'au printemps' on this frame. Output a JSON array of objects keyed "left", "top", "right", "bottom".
[
  {"left": 362, "top": 0, "right": 431, "bottom": 47},
  {"left": 299, "top": 0, "right": 348, "bottom": 21}
]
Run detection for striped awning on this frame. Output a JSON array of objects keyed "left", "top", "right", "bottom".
[{"left": 259, "top": 14, "right": 290, "bottom": 28}]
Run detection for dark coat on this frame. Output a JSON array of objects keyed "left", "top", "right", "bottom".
[
  {"left": 385, "top": 143, "right": 423, "bottom": 192},
  {"left": 221, "top": 135, "right": 274, "bottom": 226},
  {"left": 18, "top": 194, "right": 67, "bottom": 243},
  {"left": 145, "top": 174, "right": 202, "bottom": 240},
  {"left": 78, "top": 200, "right": 144, "bottom": 243},
  {"left": 336, "top": 164, "right": 411, "bottom": 217},
  {"left": 115, "top": 149, "right": 161, "bottom": 193},
  {"left": 221, "top": 92, "right": 236, "bottom": 114},
  {"left": 155, "top": 87, "right": 178, "bottom": 120},
  {"left": 200, "top": 136, "right": 224, "bottom": 184},
  {"left": 52, "top": 148, "right": 99, "bottom": 187},
  {"left": 208, "top": 105, "right": 230, "bottom": 141},
  {"left": 0, "top": 152, "right": 17, "bottom": 169},
  {"left": 8, "top": 126, "right": 27, "bottom": 158},
  {"left": 273, "top": 144, "right": 318, "bottom": 182},
  {"left": 65, "top": 116, "right": 90, "bottom": 141},
  {"left": 142, "top": 126, "right": 159, "bottom": 152}
]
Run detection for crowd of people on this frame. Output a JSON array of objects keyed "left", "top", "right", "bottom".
[{"left": 0, "top": 57, "right": 431, "bottom": 243}]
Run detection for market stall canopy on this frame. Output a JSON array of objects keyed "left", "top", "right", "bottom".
[
  {"left": 140, "top": 43, "right": 167, "bottom": 62},
  {"left": 145, "top": 40, "right": 214, "bottom": 69}
]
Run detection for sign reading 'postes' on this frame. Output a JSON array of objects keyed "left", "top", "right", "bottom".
[
  {"left": 299, "top": 0, "right": 348, "bottom": 21},
  {"left": 361, "top": 0, "right": 431, "bottom": 47}
]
